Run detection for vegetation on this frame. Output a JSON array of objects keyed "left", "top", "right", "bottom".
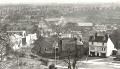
[
  {"left": 111, "top": 29, "right": 120, "bottom": 49},
  {"left": 0, "top": 4, "right": 120, "bottom": 68},
  {"left": 0, "top": 24, "right": 12, "bottom": 61},
  {"left": 31, "top": 36, "right": 45, "bottom": 55}
]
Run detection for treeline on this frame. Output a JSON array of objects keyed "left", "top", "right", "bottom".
[{"left": 0, "top": 4, "right": 120, "bottom": 23}]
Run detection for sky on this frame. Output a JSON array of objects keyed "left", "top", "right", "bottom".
[{"left": 0, "top": 0, "right": 119, "bottom": 4}]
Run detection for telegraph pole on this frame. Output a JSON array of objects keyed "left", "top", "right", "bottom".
[{"left": 53, "top": 41, "right": 58, "bottom": 65}]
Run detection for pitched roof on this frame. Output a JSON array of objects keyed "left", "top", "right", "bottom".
[{"left": 89, "top": 35, "right": 108, "bottom": 42}]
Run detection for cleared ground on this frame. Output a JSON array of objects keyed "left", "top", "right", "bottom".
[{"left": 0, "top": 56, "right": 120, "bottom": 69}]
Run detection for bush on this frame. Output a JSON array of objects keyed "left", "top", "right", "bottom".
[
  {"left": 29, "top": 54, "right": 38, "bottom": 59},
  {"left": 19, "top": 61, "right": 27, "bottom": 66},
  {"left": 40, "top": 59, "right": 49, "bottom": 66},
  {"left": 49, "top": 64, "right": 55, "bottom": 69},
  {"left": 13, "top": 51, "right": 26, "bottom": 58}
]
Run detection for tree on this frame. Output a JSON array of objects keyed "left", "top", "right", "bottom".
[
  {"left": 63, "top": 22, "right": 78, "bottom": 32},
  {"left": 8, "top": 12, "right": 24, "bottom": 23},
  {"left": 61, "top": 37, "right": 89, "bottom": 69},
  {"left": 31, "top": 24, "right": 39, "bottom": 34},
  {"left": 0, "top": 32, "right": 10, "bottom": 61},
  {"left": 111, "top": 29, "right": 120, "bottom": 49},
  {"left": 32, "top": 36, "right": 45, "bottom": 55},
  {"left": 1, "top": 24, "right": 10, "bottom": 32}
]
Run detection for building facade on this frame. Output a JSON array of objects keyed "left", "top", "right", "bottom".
[
  {"left": 7, "top": 31, "right": 27, "bottom": 50},
  {"left": 89, "top": 33, "right": 115, "bottom": 57}
]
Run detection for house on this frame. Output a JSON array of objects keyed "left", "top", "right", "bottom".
[
  {"left": 26, "top": 33, "right": 37, "bottom": 46},
  {"left": 7, "top": 31, "right": 27, "bottom": 50},
  {"left": 9, "top": 34, "right": 22, "bottom": 50},
  {"left": 89, "top": 33, "right": 116, "bottom": 57}
]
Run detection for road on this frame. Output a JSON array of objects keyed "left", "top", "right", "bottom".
[
  {"left": 77, "top": 57, "right": 120, "bottom": 69},
  {"left": 55, "top": 57, "right": 120, "bottom": 69},
  {"left": 0, "top": 56, "right": 120, "bottom": 69}
]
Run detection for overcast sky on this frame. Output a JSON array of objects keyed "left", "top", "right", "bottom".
[{"left": 0, "top": 0, "right": 119, "bottom": 4}]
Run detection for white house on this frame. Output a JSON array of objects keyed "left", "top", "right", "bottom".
[
  {"left": 89, "top": 33, "right": 116, "bottom": 57},
  {"left": 10, "top": 34, "right": 22, "bottom": 50},
  {"left": 26, "top": 33, "right": 37, "bottom": 46},
  {"left": 7, "top": 31, "right": 27, "bottom": 50}
]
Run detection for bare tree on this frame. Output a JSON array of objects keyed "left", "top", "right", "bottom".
[{"left": 61, "top": 38, "right": 85, "bottom": 69}]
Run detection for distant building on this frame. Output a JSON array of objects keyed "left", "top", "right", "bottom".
[
  {"left": 59, "top": 31, "right": 82, "bottom": 39},
  {"left": 38, "top": 17, "right": 52, "bottom": 37},
  {"left": 60, "top": 33, "right": 72, "bottom": 38},
  {"left": 7, "top": 30, "right": 26, "bottom": 38},
  {"left": 93, "top": 24, "right": 107, "bottom": 32},
  {"left": 77, "top": 23, "right": 93, "bottom": 27},
  {"left": 77, "top": 22, "right": 93, "bottom": 31},
  {"left": 26, "top": 33, "right": 37, "bottom": 46},
  {"left": 71, "top": 31, "right": 82, "bottom": 38},
  {"left": 89, "top": 33, "right": 116, "bottom": 57}
]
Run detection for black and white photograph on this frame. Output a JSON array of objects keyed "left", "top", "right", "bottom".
[{"left": 0, "top": 0, "right": 120, "bottom": 69}]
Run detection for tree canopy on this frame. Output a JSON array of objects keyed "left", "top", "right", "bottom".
[{"left": 111, "top": 29, "right": 120, "bottom": 49}]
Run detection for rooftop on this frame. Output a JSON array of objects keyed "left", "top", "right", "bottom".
[{"left": 89, "top": 35, "right": 108, "bottom": 42}]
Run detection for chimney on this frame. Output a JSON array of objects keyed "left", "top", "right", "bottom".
[
  {"left": 93, "top": 32, "right": 97, "bottom": 40},
  {"left": 95, "top": 32, "right": 97, "bottom": 37}
]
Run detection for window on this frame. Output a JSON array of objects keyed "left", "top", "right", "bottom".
[
  {"left": 45, "top": 48, "right": 47, "bottom": 51},
  {"left": 104, "top": 48, "right": 106, "bottom": 51},
  {"left": 93, "top": 42, "right": 102, "bottom": 46},
  {"left": 90, "top": 47, "right": 94, "bottom": 50},
  {"left": 102, "top": 43, "right": 104, "bottom": 46},
  {"left": 92, "top": 42, "right": 93, "bottom": 45},
  {"left": 89, "top": 42, "right": 91, "bottom": 45},
  {"left": 56, "top": 48, "right": 58, "bottom": 52},
  {"left": 102, "top": 48, "right": 105, "bottom": 51}
]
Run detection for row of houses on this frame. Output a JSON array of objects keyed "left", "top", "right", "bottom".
[
  {"left": 3, "top": 16, "right": 118, "bottom": 58},
  {"left": 93, "top": 24, "right": 118, "bottom": 32},
  {"left": 37, "top": 16, "right": 119, "bottom": 39},
  {"left": 36, "top": 32, "right": 117, "bottom": 58},
  {"left": 5, "top": 29, "right": 117, "bottom": 58},
  {"left": 36, "top": 16, "right": 93, "bottom": 40},
  {"left": 35, "top": 16, "right": 118, "bottom": 58}
]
